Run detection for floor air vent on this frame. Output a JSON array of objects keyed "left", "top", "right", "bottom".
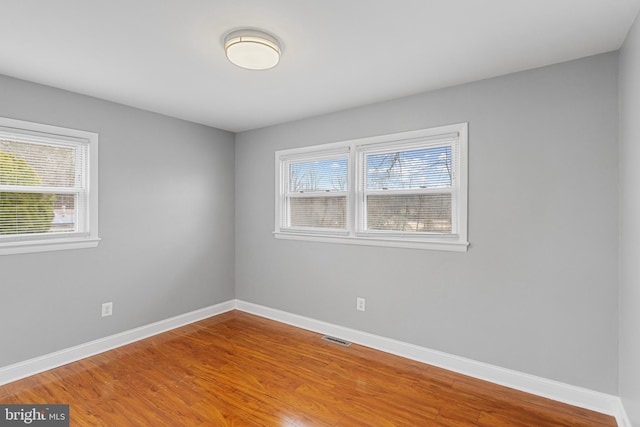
[{"left": 322, "top": 335, "right": 352, "bottom": 347}]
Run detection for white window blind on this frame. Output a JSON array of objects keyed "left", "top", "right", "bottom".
[{"left": 0, "top": 117, "right": 99, "bottom": 255}]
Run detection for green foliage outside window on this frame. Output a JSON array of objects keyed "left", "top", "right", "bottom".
[{"left": 0, "top": 150, "right": 55, "bottom": 234}]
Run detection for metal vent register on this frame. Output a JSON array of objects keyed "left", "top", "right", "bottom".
[{"left": 321, "top": 335, "right": 352, "bottom": 347}]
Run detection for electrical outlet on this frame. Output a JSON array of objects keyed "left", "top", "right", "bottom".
[
  {"left": 356, "top": 297, "right": 366, "bottom": 312},
  {"left": 102, "top": 302, "right": 113, "bottom": 317}
]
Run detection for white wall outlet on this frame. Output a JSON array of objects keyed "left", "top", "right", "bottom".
[
  {"left": 356, "top": 297, "right": 366, "bottom": 312},
  {"left": 101, "top": 302, "right": 113, "bottom": 317}
]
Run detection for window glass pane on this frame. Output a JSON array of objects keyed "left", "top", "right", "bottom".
[
  {"left": 367, "top": 193, "right": 452, "bottom": 233},
  {"left": 289, "top": 196, "right": 346, "bottom": 229},
  {"left": 289, "top": 158, "right": 347, "bottom": 193},
  {"left": 0, "top": 139, "right": 80, "bottom": 188},
  {"left": 366, "top": 146, "right": 451, "bottom": 190},
  {"left": 52, "top": 194, "right": 77, "bottom": 233},
  {"left": 0, "top": 193, "right": 76, "bottom": 235}
]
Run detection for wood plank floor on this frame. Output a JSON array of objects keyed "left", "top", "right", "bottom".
[{"left": 0, "top": 310, "right": 616, "bottom": 426}]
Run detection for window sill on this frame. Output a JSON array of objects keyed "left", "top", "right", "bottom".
[
  {"left": 0, "top": 237, "right": 101, "bottom": 256},
  {"left": 274, "top": 231, "right": 468, "bottom": 252}
]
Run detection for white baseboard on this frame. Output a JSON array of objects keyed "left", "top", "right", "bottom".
[
  {"left": 0, "top": 298, "right": 630, "bottom": 426},
  {"left": 616, "top": 401, "right": 633, "bottom": 427},
  {"left": 235, "top": 300, "right": 631, "bottom": 426},
  {"left": 0, "top": 300, "right": 235, "bottom": 386}
]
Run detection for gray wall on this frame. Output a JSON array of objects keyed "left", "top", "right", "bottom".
[
  {"left": 619, "top": 10, "right": 640, "bottom": 425},
  {"left": 236, "top": 53, "right": 619, "bottom": 394},
  {"left": 0, "top": 75, "right": 235, "bottom": 367}
]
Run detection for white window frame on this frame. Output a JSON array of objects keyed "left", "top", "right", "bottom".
[
  {"left": 0, "top": 117, "right": 100, "bottom": 255},
  {"left": 275, "top": 123, "right": 468, "bottom": 252},
  {"left": 278, "top": 147, "right": 350, "bottom": 236}
]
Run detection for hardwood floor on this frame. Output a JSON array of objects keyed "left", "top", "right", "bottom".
[{"left": 0, "top": 310, "right": 617, "bottom": 426}]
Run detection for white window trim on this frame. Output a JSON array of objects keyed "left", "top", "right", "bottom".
[
  {"left": 274, "top": 123, "right": 468, "bottom": 252},
  {"left": 278, "top": 147, "right": 350, "bottom": 236},
  {"left": 0, "top": 117, "right": 100, "bottom": 255}
]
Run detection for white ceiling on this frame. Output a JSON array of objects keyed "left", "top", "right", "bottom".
[{"left": 1, "top": 1, "right": 639, "bottom": 132}]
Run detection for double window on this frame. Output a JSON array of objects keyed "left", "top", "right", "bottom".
[
  {"left": 0, "top": 117, "right": 99, "bottom": 255},
  {"left": 275, "top": 123, "right": 468, "bottom": 251}
]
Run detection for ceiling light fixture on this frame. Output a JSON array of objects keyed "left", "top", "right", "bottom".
[{"left": 224, "top": 29, "right": 281, "bottom": 70}]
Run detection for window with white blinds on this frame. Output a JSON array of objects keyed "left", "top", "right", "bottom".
[
  {"left": 275, "top": 123, "right": 468, "bottom": 251},
  {"left": 282, "top": 151, "right": 349, "bottom": 232},
  {"left": 357, "top": 136, "right": 459, "bottom": 236},
  {"left": 0, "top": 117, "right": 99, "bottom": 255}
]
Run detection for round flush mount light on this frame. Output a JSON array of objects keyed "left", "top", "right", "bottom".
[{"left": 224, "top": 29, "right": 281, "bottom": 70}]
